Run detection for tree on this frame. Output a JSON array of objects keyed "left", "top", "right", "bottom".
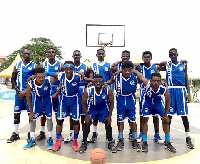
[{"left": 0, "top": 37, "right": 62, "bottom": 71}]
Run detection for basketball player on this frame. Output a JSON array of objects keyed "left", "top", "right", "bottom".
[
  {"left": 7, "top": 48, "right": 36, "bottom": 143},
  {"left": 79, "top": 74, "right": 117, "bottom": 153},
  {"left": 23, "top": 67, "right": 54, "bottom": 150},
  {"left": 141, "top": 72, "right": 176, "bottom": 153}
]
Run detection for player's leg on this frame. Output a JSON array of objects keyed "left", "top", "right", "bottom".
[
  {"left": 52, "top": 119, "right": 63, "bottom": 151},
  {"left": 153, "top": 116, "right": 164, "bottom": 144},
  {"left": 64, "top": 115, "right": 74, "bottom": 143},
  {"left": 141, "top": 117, "right": 149, "bottom": 152},
  {"left": 89, "top": 120, "right": 98, "bottom": 143},
  {"left": 35, "top": 114, "right": 46, "bottom": 141}
]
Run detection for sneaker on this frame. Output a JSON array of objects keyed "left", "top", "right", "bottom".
[
  {"left": 79, "top": 142, "right": 87, "bottom": 154},
  {"left": 35, "top": 131, "right": 46, "bottom": 141},
  {"left": 47, "top": 137, "right": 54, "bottom": 150},
  {"left": 23, "top": 138, "right": 36, "bottom": 150},
  {"left": 7, "top": 132, "right": 20, "bottom": 143},
  {"left": 154, "top": 134, "right": 164, "bottom": 144},
  {"left": 64, "top": 132, "right": 73, "bottom": 143},
  {"left": 132, "top": 139, "right": 141, "bottom": 152},
  {"left": 108, "top": 141, "right": 117, "bottom": 153},
  {"left": 52, "top": 139, "right": 61, "bottom": 152},
  {"left": 60, "top": 134, "right": 64, "bottom": 141},
  {"left": 165, "top": 142, "right": 176, "bottom": 153},
  {"left": 129, "top": 131, "right": 133, "bottom": 141},
  {"left": 116, "top": 139, "right": 124, "bottom": 151},
  {"left": 141, "top": 141, "right": 148, "bottom": 152},
  {"left": 137, "top": 132, "right": 143, "bottom": 143},
  {"left": 72, "top": 139, "right": 80, "bottom": 152},
  {"left": 89, "top": 132, "right": 98, "bottom": 143},
  {"left": 186, "top": 137, "right": 194, "bottom": 149}
]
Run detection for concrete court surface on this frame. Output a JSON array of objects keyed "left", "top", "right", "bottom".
[{"left": 0, "top": 99, "right": 200, "bottom": 164}]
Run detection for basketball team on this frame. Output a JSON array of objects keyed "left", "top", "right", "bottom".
[{"left": 7, "top": 47, "right": 195, "bottom": 154}]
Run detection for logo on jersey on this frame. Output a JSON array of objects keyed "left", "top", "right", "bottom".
[
  {"left": 151, "top": 70, "right": 155, "bottom": 74},
  {"left": 28, "top": 66, "right": 32, "bottom": 70},
  {"left": 15, "top": 106, "right": 19, "bottom": 111},
  {"left": 179, "top": 66, "right": 184, "bottom": 71},
  {"left": 72, "top": 82, "right": 77, "bottom": 86},
  {"left": 104, "top": 67, "right": 108, "bottom": 71},
  {"left": 102, "top": 94, "right": 106, "bottom": 99},
  {"left": 169, "top": 107, "right": 174, "bottom": 113},
  {"left": 44, "top": 86, "right": 48, "bottom": 91},
  {"left": 130, "top": 80, "right": 135, "bottom": 85},
  {"left": 144, "top": 108, "right": 148, "bottom": 113},
  {"left": 55, "top": 66, "right": 58, "bottom": 71},
  {"left": 80, "top": 69, "right": 84, "bottom": 73}
]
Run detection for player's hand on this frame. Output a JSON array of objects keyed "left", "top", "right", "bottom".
[
  {"left": 103, "top": 82, "right": 109, "bottom": 88},
  {"left": 29, "top": 112, "right": 35, "bottom": 121},
  {"left": 110, "top": 63, "right": 117, "bottom": 73},
  {"left": 77, "top": 71, "right": 84, "bottom": 80},
  {"left": 52, "top": 93, "right": 58, "bottom": 101},
  {"left": 104, "top": 115, "right": 112, "bottom": 125},
  {"left": 186, "top": 94, "right": 191, "bottom": 103},
  {"left": 161, "top": 115, "right": 170, "bottom": 124},
  {"left": 161, "top": 81, "right": 168, "bottom": 88},
  {"left": 113, "top": 70, "right": 122, "bottom": 77},
  {"left": 87, "top": 82, "right": 93, "bottom": 87},
  {"left": 27, "top": 75, "right": 35, "bottom": 83},
  {"left": 134, "top": 63, "right": 141, "bottom": 71},
  {"left": 18, "top": 91, "right": 26, "bottom": 99},
  {"left": 181, "top": 59, "right": 188, "bottom": 64},
  {"left": 85, "top": 115, "right": 92, "bottom": 124}
]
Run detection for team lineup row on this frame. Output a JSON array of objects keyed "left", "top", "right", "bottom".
[{"left": 7, "top": 48, "right": 194, "bottom": 154}]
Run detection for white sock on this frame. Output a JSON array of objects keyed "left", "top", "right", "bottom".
[
  {"left": 41, "top": 126, "right": 45, "bottom": 132},
  {"left": 48, "top": 131, "right": 52, "bottom": 138},
  {"left": 14, "top": 124, "right": 19, "bottom": 134},
  {"left": 70, "top": 130, "right": 74, "bottom": 135},
  {"left": 93, "top": 125, "right": 97, "bottom": 133},
  {"left": 186, "top": 132, "right": 190, "bottom": 138},
  {"left": 30, "top": 132, "right": 35, "bottom": 139}
]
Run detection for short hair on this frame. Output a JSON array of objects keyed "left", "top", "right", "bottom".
[
  {"left": 64, "top": 61, "right": 75, "bottom": 65},
  {"left": 142, "top": 51, "right": 152, "bottom": 58},
  {"left": 169, "top": 48, "right": 178, "bottom": 54},
  {"left": 97, "top": 49, "right": 105, "bottom": 53},
  {"left": 73, "top": 50, "right": 80, "bottom": 53},
  {"left": 151, "top": 72, "right": 161, "bottom": 79},
  {"left": 122, "top": 50, "right": 130, "bottom": 55},
  {"left": 22, "top": 48, "right": 31, "bottom": 54},
  {"left": 94, "top": 74, "right": 103, "bottom": 79},
  {"left": 34, "top": 67, "right": 45, "bottom": 74},
  {"left": 122, "top": 61, "right": 133, "bottom": 69}
]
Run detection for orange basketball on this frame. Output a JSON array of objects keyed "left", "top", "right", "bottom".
[{"left": 90, "top": 148, "right": 106, "bottom": 164}]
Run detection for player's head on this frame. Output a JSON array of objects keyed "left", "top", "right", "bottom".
[
  {"left": 142, "top": 51, "right": 152, "bottom": 63},
  {"left": 21, "top": 48, "right": 32, "bottom": 61},
  {"left": 169, "top": 48, "right": 178, "bottom": 62},
  {"left": 64, "top": 61, "right": 75, "bottom": 78},
  {"left": 121, "top": 61, "right": 133, "bottom": 79},
  {"left": 46, "top": 48, "right": 56, "bottom": 60},
  {"left": 96, "top": 49, "right": 105, "bottom": 61},
  {"left": 93, "top": 74, "right": 104, "bottom": 90},
  {"left": 34, "top": 67, "right": 45, "bottom": 85},
  {"left": 121, "top": 50, "right": 130, "bottom": 62},
  {"left": 150, "top": 72, "right": 161, "bottom": 90},
  {"left": 72, "top": 50, "right": 82, "bottom": 62}
]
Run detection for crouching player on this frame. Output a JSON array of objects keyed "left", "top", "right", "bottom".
[
  {"left": 23, "top": 67, "right": 54, "bottom": 150},
  {"left": 141, "top": 73, "right": 176, "bottom": 153},
  {"left": 79, "top": 74, "right": 117, "bottom": 153}
]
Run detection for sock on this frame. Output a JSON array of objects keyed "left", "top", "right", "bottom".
[
  {"left": 48, "top": 131, "right": 52, "bottom": 138},
  {"left": 142, "top": 135, "right": 147, "bottom": 142},
  {"left": 14, "top": 124, "right": 19, "bottom": 134},
  {"left": 155, "top": 130, "right": 159, "bottom": 135},
  {"left": 186, "top": 132, "right": 190, "bottom": 138},
  {"left": 74, "top": 134, "right": 78, "bottom": 139},
  {"left": 132, "top": 132, "right": 137, "bottom": 140},
  {"left": 118, "top": 132, "right": 123, "bottom": 139},
  {"left": 165, "top": 134, "right": 170, "bottom": 143},
  {"left": 30, "top": 132, "right": 35, "bottom": 139},
  {"left": 70, "top": 130, "right": 74, "bottom": 135},
  {"left": 41, "top": 126, "right": 45, "bottom": 132},
  {"left": 93, "top": 125, "right": 97, "bottom": 133},
  {"left": 56, "top": 134, "right": 61, "bottom": 139}
]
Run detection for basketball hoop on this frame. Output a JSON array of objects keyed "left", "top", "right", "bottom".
[{"left": 100, "top": 41, "right": 113, "bottom": 49}]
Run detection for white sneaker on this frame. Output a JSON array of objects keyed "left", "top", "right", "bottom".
[{"left": 64, "top": 133, "right": 73, "bottom": 143}]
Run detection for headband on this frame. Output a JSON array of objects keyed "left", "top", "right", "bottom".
[{"left": 64, "top": 64, "right": 75, "bottom": 69}]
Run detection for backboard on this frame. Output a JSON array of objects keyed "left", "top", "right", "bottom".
[{"left": 86, "top": 24, "right": 125, "bottom": 47}]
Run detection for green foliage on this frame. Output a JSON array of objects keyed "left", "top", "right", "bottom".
[
  {"left": 193, "top": 79, "right": 200, "bottom": 89},
  {"left": 0, "top": 37, "right": 62, "bottom": 71}
]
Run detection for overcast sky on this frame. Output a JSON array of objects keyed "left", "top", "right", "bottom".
[{"left": 0, "top": 0, "right": 199, "bottom": 78}]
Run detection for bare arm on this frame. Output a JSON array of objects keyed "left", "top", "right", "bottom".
[
  {"left": 81, "top": 89, "right": 89, "bottom": 117},
  {"left": 154, "top": 61, "right": 167, "bottom": 71},
  {"left": 106, "top": 75, "right": 115, "bottom": 85},
  {"left": 184, "top": 63, "right": 190, "bottom": 102},
  {"left": 132, "top": 70, "right": 148, "bottom": 87},
  {"left": 164, "top": 89, "right": 171, "bottom": 116},
  {"left": 26, "top": 83, "right": 35, "bottom": 121}
]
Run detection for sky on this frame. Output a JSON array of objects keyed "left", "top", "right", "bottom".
[{"left": 0, "top": 0, "right": 199, "bottom": 78}]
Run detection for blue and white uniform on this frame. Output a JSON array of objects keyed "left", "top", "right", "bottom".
[
  {"left": 139, "top": 64, "right": 157, "bottom": 115},
  {"left": 142, "top": 82, "right": 166, "bottom": 117},
  {"left": 29, "top": 79, "right": 52, "bottom": 120},
  {"left": 57, "top": 72, "right": 81, "bottom": 120},
  {"left": 14, "top": 61, "right": 35, "bottom": 113},
  {"left": 115, "top": 73, "right": 137, "bottom": 122},
  {"left": 43, "top": 61, "right": 62, "bottom": 112},
  {"left": 166, "top": 61, "right": 188, "bottom": 115},
  {"left": 87, "top": 86, "right": 110, "bottom": 123}
]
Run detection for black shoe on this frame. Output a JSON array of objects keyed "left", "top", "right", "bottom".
[
  {"left": 108, "top": 141, "right": 117, "bottom": 153},
  {"left": 106, "top": 137, "right": 115, "bottom": 143},
  {"left": 132, "top": 139, "right": 141, "bottom": 152},
  {"left": 165, "top": 142, "right": 176, "bottom": 153},
  {"left": 7, "top": 132, "right": 20, "bottom": 143},
  {"left": 79, "top": 142, "right": 87, "bottom": 154},
  {"left": 35, "top": 131, "right": 46, "bottom": 141},
  {"left": 27, "top": 132, "right": 30, "bottom": 143},
  {"left": 141, "top": 141, "right": 148, "bottom": 152},
  {"left": 186, "top": 137, "right": 195, "bottom": 149},
  {"left": 116, "top": 139, "right": 124, "bottom": 151},
  {"left": 89, "top": 132, "right": 98, "bottom": 143}
]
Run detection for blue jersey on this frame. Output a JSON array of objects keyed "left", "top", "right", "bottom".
[
  {"left": 92, "top": 62, "right": 111, "bottom": 82},
  {"left": 43, "top": 61, "right": 61, "bottom": 86},
  {"left": 75, "top": 63, "right": 87, "bottom": 87},
  {"left": 16, "top": 61, "right": 35, "bottom": 91},
  {"left": 166, "top": 61, "right": 186, "bottom": 86},
  {"left": 58, "top": 72, "right": 81, "bottom": 97}
]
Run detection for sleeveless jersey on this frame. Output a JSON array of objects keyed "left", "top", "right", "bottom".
[
  {"left": 16, "top": 61, "right": 35, "bottom": 91},
  {"left": 166, "top": 61, "right": 185, "bottom": 86},
  {"left": 75, "top": 63, "right": 87, "bottom": 86}
]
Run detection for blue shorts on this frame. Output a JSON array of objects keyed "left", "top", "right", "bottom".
[
  {"left": 32, "top": 94, "right": 52, "bottom": 120},
  {"left": 58, "top": 94, "right": 80, "bottom": 120},
  {"left": 168, "top": 87, "right": 188, "bottom": 115},
  {"left": 88, "top": 106, "right": 109, "bottom": 123},
  {"left": 14, "top": 94, "right": 29, "bottom": 113},
  {"left": 142, "top": 100, "right": 165, "bottom": 117},
  {"left": 79, "top": 86, "right": 85, "bottom": 115},
  {"left": 116, "top": 95, "right": 136, "bottom": 122},
  {"left": 51, "top": 85, "right": 59, "bottom": 112}
]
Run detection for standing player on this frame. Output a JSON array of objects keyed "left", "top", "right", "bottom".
[
  {"left": 107, "top": 61, "right": 146, "bottom": 151},
  {"left": 158, "top": 48, "right": 194, "bottom": 149},
  {"left": 23, "top": 67, "right": 54, "bottom": 150},
  {"left": 79, "top": 74, "right": 117, "bottom": 153},
  {"left": 141, "top": 73, "right": 176, "bottom": 153},
  {"left": 7, "top": 48, "right": 36, "bottom": 143},
  {"left": 35, "top": 48, "right": 63, "bottom": 141}
]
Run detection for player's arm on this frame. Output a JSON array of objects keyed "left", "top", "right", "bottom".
[
  {"left": 132, "top": 70, "right": 148, "bottom": 87},
  {"left": 154, "top": 61, "right": 167, "bottom": 71},
  {"left": 52, "top": 84, "right": 61, "bottom": 101},
  {"left": 105, "top": 88, "right": 114, "bottom": 125},
  {"left": 86, "top": 66, "right": 93, "bottom": 78},
  {"left": 105, "top": 74, "right": 115, "bottom": 85},
  {"left": 162, "top": 88, "right": 171, "bottom": 124},
  {"left": 11, "top": 65, "right": 19, "bottom": 93},
  {"left": 89, "top": 67, "right": 94, "bottom": 79},
  {"left": 45, "top": 72, "right": 60, "bottom": 79},
  {"left": 26, "top": 83, "right": 35, "bottom": 121},
  {"left": 184, "top": 62, "right": 190, "bottom": 103},
  {"left": 61, "top": 63, "right": 64, "bottom": 72}
]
